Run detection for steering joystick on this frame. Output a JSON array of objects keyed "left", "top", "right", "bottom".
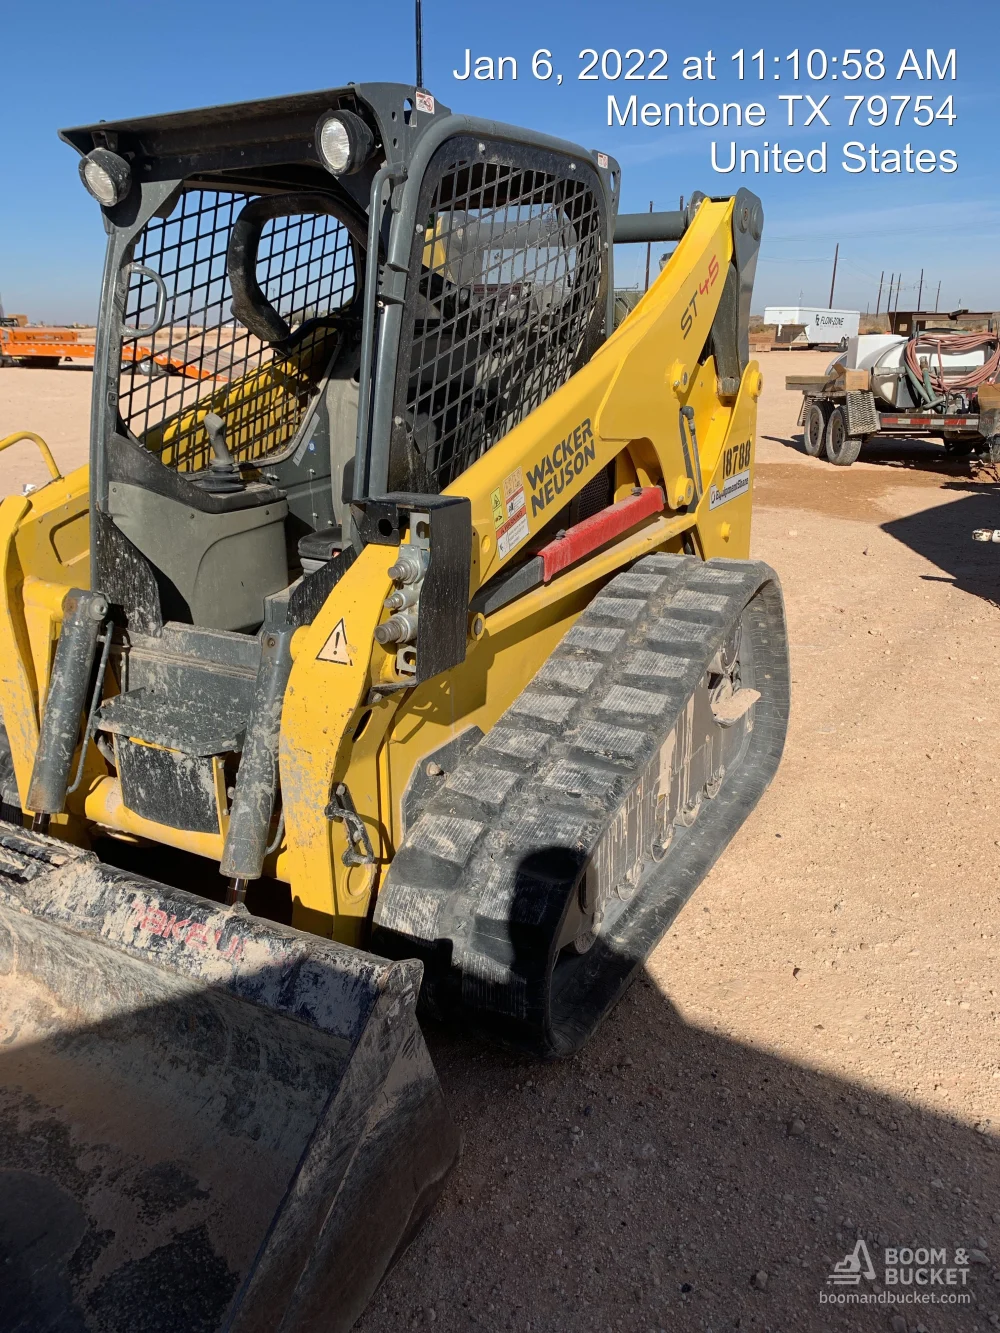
[{"left": 194, "top": 412, "right": 244, "bottom": 492}]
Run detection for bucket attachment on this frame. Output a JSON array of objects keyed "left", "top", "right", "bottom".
[{"left": 0, "top": 825, "right": 459, "bottom": 1332}]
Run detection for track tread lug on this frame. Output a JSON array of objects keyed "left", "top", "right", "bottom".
[
  {"left": 587, "top": 595, "right": 647, "bottom": 623},
  {"left": 509, "top": 692, "right": 577, "bottom": 727},
  {"left": 445, "top": 764, "right": 523, "bottom": 809},
  {"left": 541, "top": 758, "right": 627, "bottom": 802},
  {"left": 573, "top": 721, "right": 653, "bottom": 763},
  {"left": 478, "top": 726, "right": 552, "bottom": 764},
  {"left": 562, "top": 625, "right": 627, "bottom": 655},
  {"left": 645, "top": 617, "right": 710, "bottom": 648},
  {"left": 598, "top": 684, "right": 673, "bottom": 718},
  {"left": 622, "top": 649, "right": 693, "bottom": 680},
  {"left": 407, "top": 814, "right": 486, "bottom": 865},
  {"left": 534, "top": 659, "right": 605, "bottom": 693}
]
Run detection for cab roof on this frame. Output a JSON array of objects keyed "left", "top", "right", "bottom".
[{"left": 59, "top": 82, "right": 451, "bottom": 184}]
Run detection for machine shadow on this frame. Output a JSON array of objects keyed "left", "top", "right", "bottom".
[
  {"left": 0, "top": 887, "right": 995, "bottom": 1333},
  {"left": 882, "top": 485, "right": 1000, "bottom": 608},
  {"left": 364, "top": 977, "right": 999, "bottom": 1332},
  {"left": 762, "top": 430, "right": 816, "bottom": 459},
  {"left": 0, "top": 950, "right": 454, "bottom": 1333},
  {"left": 764, "top": 430, "right": 982, "bottom": 478}
]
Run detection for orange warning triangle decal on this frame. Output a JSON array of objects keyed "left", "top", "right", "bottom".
[{"left": 317, "top": 617, "right": 352, "bottom": 665}]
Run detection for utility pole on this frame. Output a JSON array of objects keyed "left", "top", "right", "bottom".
[
  {"left": 828, "top": 243, "right": 839, "bottom": 308},
  {"left": 917, "top": 268, "right": 924, "bottom": 309},
  {"left": 935, "top": 280, "right": 941, "bottom": 312},
  {"left": 644, "top": 200, "right": 653, "bottom": 291},
  {"left": 415, "top": 0, "right": 423, "bottom": 87},
  {"left": 886, "top": 272, "right": 895, "bottom": 315},
  {"left": 894, "top": 274, "right": 903, "bottom": 313},
  {"left": 875, "top": 270, "right": 884, "bottom": 315}
]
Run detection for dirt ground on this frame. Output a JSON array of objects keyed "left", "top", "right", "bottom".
[
  {"left": 2, "top": 356, "right": 999, "bottom": 1331},
  {"left": 0, "top": 363, "right": 92, "bottom": 495}
]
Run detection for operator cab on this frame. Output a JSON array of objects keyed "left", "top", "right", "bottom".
[{"left": 63, "top": 84, "right": 616, "bottom": 637}]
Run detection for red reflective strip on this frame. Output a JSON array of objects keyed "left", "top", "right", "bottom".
[
  {"left": 539, "top": 487, "right": 666, "bottom": 582},
  {"left": 882, "top": 415, "right": 979, "bottom": 428}
]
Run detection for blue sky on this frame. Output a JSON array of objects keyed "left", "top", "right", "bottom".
[{"left": 1, "top": 0, "right": 996, "bottom": 322}]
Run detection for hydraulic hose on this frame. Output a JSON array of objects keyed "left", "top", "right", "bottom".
[
  {"left": 27, "top": 588, "right": 108, "bottom": 818},
  {"left": 904, "top": 331, "right": 1000, "bottom": 394}
]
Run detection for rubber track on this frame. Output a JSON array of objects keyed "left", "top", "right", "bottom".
[{"left": 373, "top": 554, "right": 790, "bottom": 1056}]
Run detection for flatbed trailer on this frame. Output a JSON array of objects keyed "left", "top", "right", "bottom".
[
  {"left": 788, "top": 369, "right": 1000, "bottom": 466},
  {"left": 0, "top": 324, "right": 217, "bottom": 378}
]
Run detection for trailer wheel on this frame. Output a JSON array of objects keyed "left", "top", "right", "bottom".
[
  {"left": 802, "top": 401, "right": 829, "bottom": 456},
  {"left": 824, "top": 407, "right": 863, "bottom": 466}
]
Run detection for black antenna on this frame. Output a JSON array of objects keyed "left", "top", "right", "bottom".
[{"left": 415, "top": 0, "right": 423, "bottom": 89}]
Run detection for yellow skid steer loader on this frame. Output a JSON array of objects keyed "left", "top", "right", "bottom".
[{"left": 0, "top": 82, "right": 788, "bottom": 1329}]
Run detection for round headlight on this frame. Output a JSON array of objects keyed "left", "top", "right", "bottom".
[
  {"left": 79, "top": 148, "right": 132, "bottom": 207},
  {"left": 316, "top": 111, "right": 375, "bottom": 176}
]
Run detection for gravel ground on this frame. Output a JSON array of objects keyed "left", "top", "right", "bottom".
[{"left": 2, "top": 356, "right": 998, "bottom": 1331}]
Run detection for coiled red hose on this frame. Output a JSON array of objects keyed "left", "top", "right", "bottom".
[{"left": 904, "top": 330, "right": 1000, "bottom": 393}]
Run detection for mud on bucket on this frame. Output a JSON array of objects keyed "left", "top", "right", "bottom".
[{"left": 0, "top": 826, "right": 459, "bottom": 1333}]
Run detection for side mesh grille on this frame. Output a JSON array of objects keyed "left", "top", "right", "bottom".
[
  {"left": 118, "top": 190, "right": 356, "bottom": 472},
  {"left": 391, "top": 141, "right": 606, "bottom": 492}
]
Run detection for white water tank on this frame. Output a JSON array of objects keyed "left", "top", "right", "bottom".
[{"left": 840, "top": 333, "right": 991, "bottom": 408}]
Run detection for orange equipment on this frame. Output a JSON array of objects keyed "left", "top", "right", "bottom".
[{"left": 0, "top": 325, "right": 216, "bottom": 378}]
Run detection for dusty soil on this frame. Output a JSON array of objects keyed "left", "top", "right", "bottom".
[
  {"left": 359, "top": 352, "right": 1000, "bottom": 1333},
  {"left": 3, "top": 357, "right": 999, "bottom": 1331},
  {"left": 0, "top": 365, "right": 92, "bottom": 495}
]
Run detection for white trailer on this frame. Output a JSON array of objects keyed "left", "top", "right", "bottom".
[{"left": 763, "top": 306, "right": 860, "bottom": 349}]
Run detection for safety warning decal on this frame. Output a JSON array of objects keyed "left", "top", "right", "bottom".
[
  {"left": 318, "top": 617, "right": 352, "bottom": 665},
  {"left": 491, "top": 466, "right": 530, "bottom": 559},
  {"left": 709, "top": 469, "right": 750, "bottom": 509},
  {"left": 415, "top": 90, "right": 436, "bottom": 115}
]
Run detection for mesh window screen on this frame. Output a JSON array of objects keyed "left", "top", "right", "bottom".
[
  {"left": 118, "top": 189, "right": 357, "bottom": 472},
  {"left": 391, "top": 139, "right": 606, "bottom": 492}
]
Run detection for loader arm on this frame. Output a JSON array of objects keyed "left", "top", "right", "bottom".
[
  {"left": 277, "top": 195, "right": 764, "bottom": 941},
  {"left": 451, "top": 194, "right": 758, "bottom": 587}
]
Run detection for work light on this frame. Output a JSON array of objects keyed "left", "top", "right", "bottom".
[
  {"left": 79, "top": 149, "right": 132, "bottom": 207},
  {"left": 316, "top": 111, "right": 375, "bottom": 176}
]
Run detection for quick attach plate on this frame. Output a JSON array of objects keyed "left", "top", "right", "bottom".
[{"left": 352, "top": 493, "right": 472, "bottom": 684}]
